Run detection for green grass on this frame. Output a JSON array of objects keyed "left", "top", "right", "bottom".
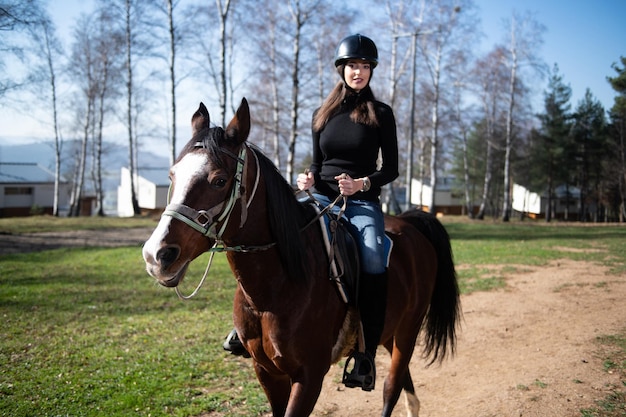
[
  {"left": 441, "top": 218, "right": 626, "bottom": 290},
  {"left": 1, "top": 216, "right": 625, "bottom": 416},
  {"left": 0, "top": 247, "right": 268, "bottom": 417}
]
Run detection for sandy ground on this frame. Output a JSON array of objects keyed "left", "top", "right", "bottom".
[{"left": 311, "top": 259, "right": 626, "bottom": 417}]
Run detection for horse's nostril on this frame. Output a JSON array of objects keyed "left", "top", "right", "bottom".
[{"left": 156, "top": 246, "right": 180, "bottom": 268}]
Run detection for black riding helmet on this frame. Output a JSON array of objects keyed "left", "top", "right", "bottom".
[{"left": 334, "top": 34, "right": 378, "bottom": 68}]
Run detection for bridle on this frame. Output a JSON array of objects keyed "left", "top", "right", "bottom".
[
  {"left": 162, "top": 142, "right": 256, "bottom": 242},
  {"left": 161, "top": 140, "right": 269, "bottom": 299}
]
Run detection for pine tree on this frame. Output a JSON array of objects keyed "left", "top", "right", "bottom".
[{"left": 533, "top": 64, "right": 573, "bottom": 222}]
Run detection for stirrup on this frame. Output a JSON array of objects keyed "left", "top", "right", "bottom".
[
  {"left": 223, "top": 329, "right": 250, "bottom": 358},
  {"left": 342, "top": 351, "right": 375, "bottom": 391}
]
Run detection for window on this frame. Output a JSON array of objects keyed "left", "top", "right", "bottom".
[{"left": 4, "top": 187, "right": 33, "bottom": 195}]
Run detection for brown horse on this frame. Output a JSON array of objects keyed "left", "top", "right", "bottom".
[{"left": 142, "top": 98, "right": 460, "bottom": 417}]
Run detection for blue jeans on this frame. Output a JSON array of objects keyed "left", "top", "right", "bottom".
[{"left": 313, "top": 193, "right": 387, "bottom": 274}]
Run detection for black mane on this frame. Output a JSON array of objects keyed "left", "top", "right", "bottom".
[{"left": 251, "top": 146, "right": 315, "bottom": 282}]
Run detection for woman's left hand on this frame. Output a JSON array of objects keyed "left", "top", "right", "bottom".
[{"left": 335, "top": 173, "right": 361, "bottom": 196}]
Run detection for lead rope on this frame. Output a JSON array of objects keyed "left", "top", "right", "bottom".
[{"left": 175, "top": 241, "right": 220, "bottom": 300}]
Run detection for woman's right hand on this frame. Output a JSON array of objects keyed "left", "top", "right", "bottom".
[{"left": 297, "top": 171, "right": 314, "bottom": 191}]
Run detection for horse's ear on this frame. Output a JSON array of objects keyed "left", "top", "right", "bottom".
[
  {"left": 191, "top": 102, "right": 210, "bottom": 135},
  {"left": 225, "top": 98, "right": 250, "bottom": 144}
]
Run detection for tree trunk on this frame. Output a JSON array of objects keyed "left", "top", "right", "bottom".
[
  {"left": 428, "top": 44, "right": 443, "bottom": 215},
  {"left": 502, "top": 40, "right": 517, "bottom": 222},
  {"left": 43, "top": 24, "right": 62, "bottom": 216},
  {"left": 71, "top": 100, "right": 92, "bottom": 217},
  {"left": 167, "top": 0, "right": 176, "bottom": 166},
  {"left": 286, "top": 3, "right": 302, "bottom": 185},
  {"left": 125, "top": 0, "right": 140, "bottom": 215}
]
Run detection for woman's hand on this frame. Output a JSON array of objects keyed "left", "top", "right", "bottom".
[
  {"left": 335, "top": 173, "right": 364, "bottom": 196},
  {"left": 297, "top": 171, "right": 314, "bottom": 191}
]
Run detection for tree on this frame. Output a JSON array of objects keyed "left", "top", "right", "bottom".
[
  {"left": 243, "top": 0, "right": 343, "bottom": 181},
  {"left": 162, "top": 0, "right": 182, "bottom": 166},
  {"left": 108, "top": 0, "right": 157, "bottom": 216},
  {"left": 494, "top": 11, "right": 545, "bottom": 221},
  {"left": 571, "top": 90, "right": 606, "bottom": 221},
  {"left": 92, "top": 6, "right": 124, "bottom": 216},
  {"left": 215, "top": 0, "right": 233, "bottom": 127},
  {"left": 414, "top": 0, "right": 478, "bottom": 215},
  {"left": 451, "top": 80, "right": 476, "bottom": 217},
  {"left": 607, "top": 56, "right": 626, "bottom": 221},
  {"left": 284, "top": 0, "right": 319, "bottom": 185},
  {"left": 67, "top": 12, "right": 99, "bottom": 216},
  {"left": 471, "top": 46, "right": 509, "bottom": 219},
  {"left": 0, "top": 0, "right": 46, "bottom": 99},
  {"left": 28, "top": 14, "right": 64, "bottom": 215},
  {"left": 533, "top": 64, "right": 572, "bottom": 222}
]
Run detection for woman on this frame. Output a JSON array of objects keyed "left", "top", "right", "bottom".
[{"left": 296, "top": 33, "right": 399, "bottom": 391}]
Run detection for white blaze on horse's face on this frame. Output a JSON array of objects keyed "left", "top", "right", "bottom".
[
  {"left": 142, "top": 152, "right": 209, "bottom": 276},
  {"left": 169, "top": 152, "right": 209, "bottom": 204}
]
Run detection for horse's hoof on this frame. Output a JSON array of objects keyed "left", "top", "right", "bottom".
[
  {"left": 342, "top": 352, "right": 375, "bottom": 391},
  {"left": 223, "top": 329, "right": 251, "bottom": 358}
]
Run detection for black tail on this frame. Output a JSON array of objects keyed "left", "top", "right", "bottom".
[{"left": 398, "top": 209, "right": 461, "bottom": 365}]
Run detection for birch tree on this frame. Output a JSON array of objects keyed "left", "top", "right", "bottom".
[
  {"left": 28, "top": 14, "right": 64, "bottom": 215},
  {"left": 500, "top": 10, "right": 545, "bottom": 221},
  {"left": 414, "top": 0, "right": 476, "bottom": 214},
  {"left": 92, "top": 6, "right": 124, "bottom": 216},
  {"left": 472, "top": 47, "right": 508, "bottom": 219},
  {"left": 67, "top": 14, "right": 97, "bottom": 216},
  {"left": 0, "top": 0, "right": 47, "bottom": 99}
]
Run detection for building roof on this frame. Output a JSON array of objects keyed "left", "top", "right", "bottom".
[
  {"left": 0, "top": 162, "right": 57, "bottom": 184},
  {"left": 138, "top": 167, "right": 170, "bottom": 187}
]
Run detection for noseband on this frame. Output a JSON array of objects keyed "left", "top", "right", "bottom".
[{"left": 162, "top": 141, "right": 260, "bottom": 243}]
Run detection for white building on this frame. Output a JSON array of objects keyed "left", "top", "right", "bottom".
[
  {"left": 512, "top": 183, "right": 581, "bottom": 219},
  {"left": 409, "top": 177, "right": 472, "bottom": 215},
  {"left": 0, "top": 162, "right": 70, "bottom": 217},
  {"left": 117, "top": 167, "right": 170, "bottom": 217}
]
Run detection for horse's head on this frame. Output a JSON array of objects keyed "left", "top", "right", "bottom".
[{"left": 142, "top": 98, "right": 251, "bottom": 287}]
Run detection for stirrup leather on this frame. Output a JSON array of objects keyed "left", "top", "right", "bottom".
[{"left": 342, "top": 351, "right": 375, "bottom": 391}]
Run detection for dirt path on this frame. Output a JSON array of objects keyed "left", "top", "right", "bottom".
[
  {"left": 0, "top": 228, "right": 153, "bottom": 255},
  {"left": 311, "top": 259, "right": 626, "bottom": 417}
]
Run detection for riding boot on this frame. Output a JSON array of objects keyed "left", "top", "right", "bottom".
[
  {"left": 223, "top": 328, "right": 250, "bottom": 358},
  {"left": 343, "top": 270, "right": 387, "bottom": 391}
]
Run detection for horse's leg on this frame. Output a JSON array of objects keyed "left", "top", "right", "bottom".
[
  {"left": 254, "top": 362, "right": 291, "bottom": 417},
  {"left": 380, "top": 327, "right": 422, "bottom": 417},
  {"left": 400, "top": 369, "right": 420, "bottom": 417},
  {"left": 283, "top": 368, "right": 326, "bottom": 417}
]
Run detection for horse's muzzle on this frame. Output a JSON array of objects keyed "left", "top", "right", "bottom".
[{"left": 143, "top": 242, "right": 188, "bottom": 287}]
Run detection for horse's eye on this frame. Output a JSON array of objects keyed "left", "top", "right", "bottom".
[{"left": 214, "top": 178, "right": 227, "bottom": 188}]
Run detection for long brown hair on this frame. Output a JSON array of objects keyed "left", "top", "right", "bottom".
[{"left": 312, "top": 65, "right": 379, "bottom": 132}]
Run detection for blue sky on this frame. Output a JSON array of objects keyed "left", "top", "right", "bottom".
[
  {"left": 475, "top": 0, "right": 625, "bottom": 110},
  {"left": 1, "top": 0, "right": 624, "bottom": 145}
]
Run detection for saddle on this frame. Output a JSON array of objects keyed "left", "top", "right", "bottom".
[{"left": 312, "top": 200, "right": 393, "bottom": 306}]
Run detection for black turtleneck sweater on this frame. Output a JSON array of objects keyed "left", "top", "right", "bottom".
[{"left": 309, "top": 97, "right": 399, "bottom": 202}]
